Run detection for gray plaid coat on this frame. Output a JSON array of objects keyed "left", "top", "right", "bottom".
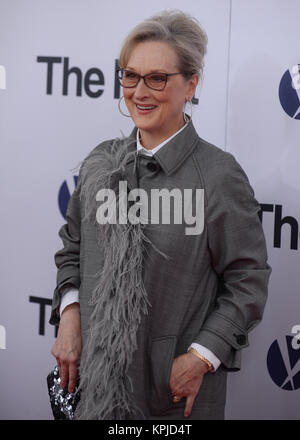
[{"left": 50, "top": 121, "right": 271, "bottom": 419}]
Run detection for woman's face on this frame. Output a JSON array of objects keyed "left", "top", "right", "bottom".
[{"left": 123, "top": 40, "right": 198, "bottom": 147}]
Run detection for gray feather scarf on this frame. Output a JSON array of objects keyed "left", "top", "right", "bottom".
[{"left": 74, "top": 136, "right": 168, "bottom": 420}]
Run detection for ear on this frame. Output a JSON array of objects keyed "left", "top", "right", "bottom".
[{"left": 185, "top": 74, "right": 199, "bottom": 101}]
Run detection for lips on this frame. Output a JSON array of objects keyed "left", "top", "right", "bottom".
[
  {"left": 136, "top": 104, "right": 156, "bottom": 110},
  {"left": 135, "top": 103, "right": 157, "bottom": 113}
]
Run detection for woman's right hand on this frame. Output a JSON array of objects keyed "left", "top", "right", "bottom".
[{"left": 51, "top": 302, "right": 82, "bottom": 393}]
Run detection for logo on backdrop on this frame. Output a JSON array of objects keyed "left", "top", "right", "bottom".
[
  {"left": 0, "top": 325, "right": 6, "bottom": 349},
  {"left": 0, "top": 65, "right": 6, "bottom": 90},
  {"left": 37, "top": 56, "right": 106, "bottom": 98},
  {"left": 259, "top": 203, "right": 299, "bottom": 250},
  {"left": 37, "top": 56, "right": 121, "bottom": 98},
  {"left": 58, "top": 175, "right": 78, "bottom": 220},
  {"left": 29, "top": 296, "right": 58, "bottom": 337},
  {"left": 279, "top": 64, "right": 300, "bottom": 119},
  {"left": 36, "top": 56, "right": 201, "bottom": 104},
  {"left": 267, "top": 326, "right": 300, "bottom": 390}
]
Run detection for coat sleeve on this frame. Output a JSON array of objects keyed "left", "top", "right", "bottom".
[
  {"left": 194, "top": 154, "right": 271, "bottom": 370},
  {"left": 49, "top": 172, "right": 82, "bottom": 326}
]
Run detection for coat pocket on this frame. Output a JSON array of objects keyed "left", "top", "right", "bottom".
[{"left": 149, "top": 335, "right": 177, "bottom": 415}]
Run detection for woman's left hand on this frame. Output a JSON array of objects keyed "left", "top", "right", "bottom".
[{"left": 169, "top": 352, "right": 210, "bottom": 418}]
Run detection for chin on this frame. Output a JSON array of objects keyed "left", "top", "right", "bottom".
[{"left": 132, "top": 117, "right": 159, "bottom": 133}]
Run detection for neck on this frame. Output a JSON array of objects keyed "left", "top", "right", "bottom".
[{"left": 139, "top": 114, "right": 186, "bottom": 150}]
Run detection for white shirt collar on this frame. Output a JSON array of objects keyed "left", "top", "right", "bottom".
[{"left": 136, "top": 122, "right": 189, "bottom": 156}]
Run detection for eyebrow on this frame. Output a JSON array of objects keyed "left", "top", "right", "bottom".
[{"left": 125, "top": 66, "right": 168, "bottom": 74}]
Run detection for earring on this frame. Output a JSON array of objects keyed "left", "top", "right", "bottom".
[
  {"left": 183, "top": 99, "right": 193, "bottom": 123},
  {"left": 118, "top": 96, "right": 131, "bottom": 118}
]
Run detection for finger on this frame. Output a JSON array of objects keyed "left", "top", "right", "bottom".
[
  {"left": 169, "top": 357, "right": 191, "bottom": 391},
  {"left": 55, "top": 357, "right": 61, "bottom": 374},
  {"left": 59, "top": 362, "right": 69, "bottom": 389},
  {"left": 68, "top": 363, "right": 78, "bottom": 393},
  {"left": 172, "top": 394, "right": 183, "bottom": 403},
  {"left": 184, "top": 394, "right": 196, "bottom": 418},
  {"left": 56, "top": 359, "right": 61, "bottom": 373},
  {"left": 169, "top": 365, "right": 182, "bottom": 395}
]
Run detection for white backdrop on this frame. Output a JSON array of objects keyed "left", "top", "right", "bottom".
[{"left": 0, "top": 0, "right": 299, "bottom": 420}]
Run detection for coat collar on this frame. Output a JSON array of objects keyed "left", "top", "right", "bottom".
[{"left": 128, "top": 121, "right": 199, "bottom": 176}]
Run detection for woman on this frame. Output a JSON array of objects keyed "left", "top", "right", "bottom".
[{"left": 50, "top": 10, "right": 271, "bottom": 420}]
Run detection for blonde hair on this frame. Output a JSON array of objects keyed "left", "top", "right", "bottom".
[{"left": 119, "top": 10, "right": 208, "bottom": 81}]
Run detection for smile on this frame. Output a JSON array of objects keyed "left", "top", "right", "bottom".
[{"left": 136, "top": 104, "right": 157, "bottom": 112}]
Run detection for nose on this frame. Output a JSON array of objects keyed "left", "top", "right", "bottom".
[{"left": 133, "top": 76, "right": 151, "bottom": 98}]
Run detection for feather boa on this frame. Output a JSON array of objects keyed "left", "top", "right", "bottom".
[{"left": 74, "top": 136, "right": 169, "bottom": 420}]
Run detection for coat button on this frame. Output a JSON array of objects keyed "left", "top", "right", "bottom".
[
  {"left": 146, "top": 162, "right": 159, "bottom": 172},
  {"left": 234, "top": 334, "right": 246, "bottom": 345}
]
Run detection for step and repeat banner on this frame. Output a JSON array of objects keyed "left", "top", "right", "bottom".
[
  {"left": 225, "top": 0, "right": 300, "bottom": 420},
  {"left": 0, "top": 0, "right": 299, "bottom": 419}
]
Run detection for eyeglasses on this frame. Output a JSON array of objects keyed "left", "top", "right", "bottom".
[{"left": 117, "top": 69, "right": 184, "bottom": 91}]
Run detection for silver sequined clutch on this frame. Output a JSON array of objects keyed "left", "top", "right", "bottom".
[{"left": 47, "top": 365, "right": 80, "bottom": 420}]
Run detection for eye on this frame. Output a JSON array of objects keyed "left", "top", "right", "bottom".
[
  {"left": 148, "top": 74, "right": 166, "bottom": 82},
  {"left": 124, "top": 70, "right": 138, "bottom": 79}
]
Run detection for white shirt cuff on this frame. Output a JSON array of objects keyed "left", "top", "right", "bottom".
[
  {"left": 59, "top": 288, "right": 79, "bottom": 317},
  {"left": 188, "top": 342, "right": 221, "bottom": 372}
]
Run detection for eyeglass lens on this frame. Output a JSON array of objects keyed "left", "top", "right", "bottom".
[{"left": 119, "top": 70, "right": 167, "bottom": 90}]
